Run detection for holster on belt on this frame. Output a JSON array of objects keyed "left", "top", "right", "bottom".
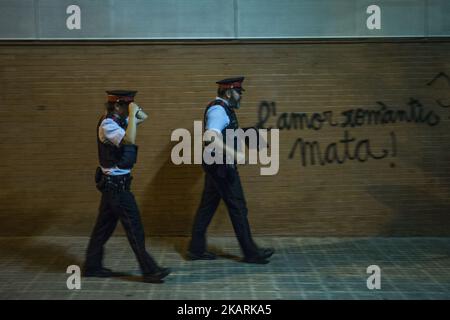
[{"left": 95, "top": 167, "right": 132, "bottom": 192}]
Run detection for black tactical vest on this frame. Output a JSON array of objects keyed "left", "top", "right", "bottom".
[
  {"left": 204, "top": 99, "right": 239, "bottom": 133},
  {"left": 203, "top": 99, "right": 239, "bottom": 164},
  {"left": 97, "top": 113, "right": 128, "bottom": 168}
]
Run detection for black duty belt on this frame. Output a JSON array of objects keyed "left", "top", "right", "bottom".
[
  {"left": 97, "top": 172, "right": 133, "bottom": 192},
  {"left": 103, "top": 173, "right": 131, "bottom": 182}
]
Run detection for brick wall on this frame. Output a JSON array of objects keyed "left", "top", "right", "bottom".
[{"left": 0, "top": 41, "right": 449, "bottom": 237}]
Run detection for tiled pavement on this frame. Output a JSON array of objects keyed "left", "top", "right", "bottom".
[{"left": 0, "top": 236, "right": 449, "bottom": 300}]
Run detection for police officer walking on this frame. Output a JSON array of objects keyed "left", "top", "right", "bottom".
[
  {"left": 84, "top": 90, "right": 170, "bottom": 283},
  {"left": 188, "top": 77, "right": 275, "bottom": 264}
]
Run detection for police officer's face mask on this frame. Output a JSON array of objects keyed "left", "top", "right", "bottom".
[{"left": 229, "top": 89, "right": 242, "bottom": 109}]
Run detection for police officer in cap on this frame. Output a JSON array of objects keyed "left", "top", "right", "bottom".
[
  {"left": 84, "top": 90, "right": 170, "bottom": 283},
  {"left": 188, "top": 77, "right": 275, "bottom": 264}
]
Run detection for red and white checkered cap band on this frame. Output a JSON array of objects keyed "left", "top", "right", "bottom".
[
  {"left": 107, "top": 95, "right": 134, "bottom": 103},
  {"left": 218, "top": 82, "right": 243, "bottom": 90}
]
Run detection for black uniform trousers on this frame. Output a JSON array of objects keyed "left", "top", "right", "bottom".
[
  {"left": 85, "top": 181, "right": 159, "bottom": 274},
  {"left": 189, "top": 165, "right": 259, "bottom": 258}
]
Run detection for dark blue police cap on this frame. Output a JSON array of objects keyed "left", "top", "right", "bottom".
[
  {"left": 216, "top": 77, "right": 245, "bottom": 91},
  {"left": 106, "top": 90, "right": 137, "bottom": 103}
]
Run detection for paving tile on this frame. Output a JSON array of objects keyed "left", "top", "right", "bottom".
[{"left": 0, "top": 236, "right": 449, "bottom": 300}]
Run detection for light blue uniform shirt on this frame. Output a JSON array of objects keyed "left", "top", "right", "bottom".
[
  {"left": 98, "top": 117, "right": 131, "bottom": 176},
  {"left": 205, "top": 97, "right": 230, "bottom": 134}
]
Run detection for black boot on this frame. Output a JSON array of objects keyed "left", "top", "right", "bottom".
[
  {"left": 187, "top": 251, "right": 217, "bottom": 260},
  {"left": 258, "top": 247, "right": 275, "bottom": 259},
  {"left": 143, "top": 267, "right": 171, "bottom": 283},
  {"left": 242, "top": 247, "right": 275, "bottom": 264}
]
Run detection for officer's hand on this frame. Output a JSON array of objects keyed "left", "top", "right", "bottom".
[{"left": 128, "top": 102, "right": 140, "bottom": 116}]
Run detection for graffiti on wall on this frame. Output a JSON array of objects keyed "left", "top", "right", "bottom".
[
  {"left": 255, "top": 73, "right": 449, "bottom": 167},
  {"left": 427, "top": 72, "right": 450, "bottom": 110}
]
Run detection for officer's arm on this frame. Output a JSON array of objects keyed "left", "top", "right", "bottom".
[
  {"left": 206, "top": 106, "right": 245, "bottom": 163},
  {"left": 100, "top": 115, "right": 138, "bottom": 169},
  {"left": 117, "top": 103, "right": 139, "bottom": 169},
  {"left": 211, "top": 133, "right": 246, "bottom": 164},
  {"left": 123, "top": 103, "right": 139, "bottom": 144}
]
